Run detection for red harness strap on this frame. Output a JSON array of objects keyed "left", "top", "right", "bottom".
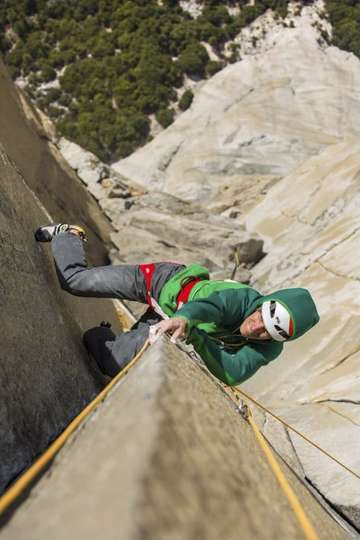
[
  {"left": 140, "top": 264, "right": 205, "bottom": 311},
  {"left": 139, "top": 263, "right": 156, "bottom": 307},
  {"left": 176, "top": 278, "right": 203, "bottom": 309}
]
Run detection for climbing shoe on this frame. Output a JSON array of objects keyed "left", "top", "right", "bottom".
[
  {"left": 34, "top": 223, "right": 87, "bottom": 242},
  {"left": 100, "top": 321, "right": 112, "bottom": 328}
]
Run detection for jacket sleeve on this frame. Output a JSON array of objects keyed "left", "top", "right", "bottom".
[
  {"left": 175, "top": 289, "right": 251, "bottom": 331},
  {"left": 189, "top": 329, "right": 282, "bottom": 386}
]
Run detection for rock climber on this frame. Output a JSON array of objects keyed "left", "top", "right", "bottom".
[{"left": 34, "top": 223, "right": 320, "bottom": 386}]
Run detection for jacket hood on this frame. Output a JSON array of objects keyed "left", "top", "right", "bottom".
[{"left": 252, "top": 288, "right": 320, "bottom": 341}]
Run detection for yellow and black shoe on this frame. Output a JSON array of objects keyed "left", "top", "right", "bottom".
[{"left": 34, "top": 223, "right": 87, "bottom": 242}]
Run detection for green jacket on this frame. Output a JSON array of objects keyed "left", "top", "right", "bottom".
[{"left": 159, "top": 264, "right": 320, "bottom": 386}]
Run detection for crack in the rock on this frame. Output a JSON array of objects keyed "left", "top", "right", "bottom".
[
  {"left": 255, "top": 217, "right": 360, "bottom": 291},
  {"left": 158, "top": 140, "right": 184, "bottom": 172},
  {"left": 318, "top": 346, "right": 360, "bottom": 375},
  {"left": 284, "top": 424, "right": 306, "bottom": 475},
  {"left": 300, "top": 398, "right": 360, "bottom": 426},
  {"left": 304, "top": 475, "right": 360, "bottom": 536},
  {"left": 315, "top": 398, "right": 360, "bottom": 406},
  {"left": 311, "top": 223, "right": 360, "bottom": 259},
  {"left": 317, "top": 403, "right": 360, "bottom": 427},
  {"left": 224, "top": 86, "right": 255, "bottom": 113},
  {"left": 262, "top": 413, "right": 306, "bottom": 474},
  {"left": 317, "top": 260, "right": 360, "bottom": 283},
  {"left": 270, "top": 244, "right": 360, "bottom": 290}
]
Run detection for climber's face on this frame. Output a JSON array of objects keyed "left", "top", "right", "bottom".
[{"left": 240, "top": 309, "right": 271, "bottom": 340}]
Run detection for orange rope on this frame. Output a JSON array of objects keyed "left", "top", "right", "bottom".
[
  {"left": 246, "top": 408, "right": 319, "bottom": 540},
  {"left": 0, "top": 339, "right": 150, "bottom": 515},
  {"left": 230, "top": 386, "right": 360, "bottom": 481}
]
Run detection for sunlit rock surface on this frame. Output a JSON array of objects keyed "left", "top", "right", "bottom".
[
  {"left": 113, "top": 24, "right": 360, "bottom": 206},
  {"left": 0, "top": 339, "right": 347, "bottom": 540},
  {"left": 242, "top": 138, "right": 360, "bottom": 526},
  {"left": 109, "top": 18, "right": 360, "bottom": 528},
  {"left": 2, "top": 7, "right": 359, "bottom": 531},
  {"left": 57, "top": 139, "right": 261, "bottom": 275}
]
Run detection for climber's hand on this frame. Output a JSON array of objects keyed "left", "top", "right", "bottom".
[{"left": 149, "top": 318, "right": 188, "bottom": 344}]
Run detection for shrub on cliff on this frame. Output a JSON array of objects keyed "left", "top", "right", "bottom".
[
  {"left": 40, "top": 65, "right": 57, "bottom": 83},
  {"left": 326, "top": 1, "right": 360, "bottom": 58},
  {"left": 156, "top": 107, "right": 175, "bottom": 128},
  {"left": 177, "top": 41, "right": 209, "bottom": 77},
  {"left": 0, "top": 0, "right": 296, "bottom": 162},
  {"left": 178, "top": 89, "right": 193, "bottom": 111},
  {"left": 206, "top": 60, "right": 223, "bottom": 76}
]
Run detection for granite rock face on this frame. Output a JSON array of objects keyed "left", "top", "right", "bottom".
[
  {"left": 113, "top": 23, "right": 360, "bottom": 206},
  {"left": 104, "top": 190, "right": 260, "bottom": 278},
  {"left": 10, "top": 8, "right": 360, "bottom": 530},
  {"left": 106, "top": 16, "right": 360, "bottom": 529},
  {"left": 56, "top": 138, "right": 261, "bottom": 277},
  {"left": 0, "top": 339, "right": 347, "bottom": 540},
  {"left": 0, "top": 59, "right": 130, "bottom": 494},
  {"left": 0, "top": 144, "right": 121, "bottom": 494},
  {"left": 0, "top": 59, "right": 114, "bottom": 265},
  {"left": 242, "top": 138, "right": 360, "bottom": 527}
]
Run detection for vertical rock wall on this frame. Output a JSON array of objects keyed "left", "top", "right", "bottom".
[
  {"left": 0, "top": 59, "right": 126, "bottom": 493},
  {"left": 0, "top": 59, "right": 112, "bottom": 265},
  {"left": 0, "top": 339, "right": 348, "bottom": 540},
  {"left": 0, "top": 107, "right": 122, "bottom": 493},
  {"left": 0, "top": 144, "right": 120, "bottom": 494}
]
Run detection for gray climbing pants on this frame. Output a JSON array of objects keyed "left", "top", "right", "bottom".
[{"left": 52, "top": 233, "right": 185, "bottom": 376}]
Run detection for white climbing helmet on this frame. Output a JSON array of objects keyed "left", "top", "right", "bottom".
[{"left": 261, "top": 300, "right": 294, "bottom": 342}]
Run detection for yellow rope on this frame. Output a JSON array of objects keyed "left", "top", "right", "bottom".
[
  {"left": 230, "top": 387, "right": 360, "bottom": 482},
  {"left": 0, "top": 339, "right": 150, "bottom": 516},
  {"left": 3, "top": 288, "right": 358, "bottom": 540},
  {"left": 185, "top": 354, "right": 321, "bottom": 539},
  {"left": 246, "top": 408, "right": 320, "bottom": 540}
]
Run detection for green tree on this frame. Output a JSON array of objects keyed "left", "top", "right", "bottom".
[
  {"left": 43, "top": 87, "right": 62, "bottom": 105},
  {"left": 0, "top": 34, "right": 10, "bottom": 54},
  {"left": 202, "top": 5, "right": 231, "bottom": 27},
  {"left": 206, "top": 60, "right": 223, "bottom": 76},
  {"left": 40, "top": 66, "right": 57, "bottom": 82},
  {"left": 177, "top": 41, "right": 209, "bottom": 77},
  {"left": 156, "top": 107, "right": 175, "bottom": 128},
  {"left": 0, "top": 0, "right": 296, "bottom": 161},
  {"left": 178, "top": 88, "right": 193, "bottom": 111},
  {"left": 6, "top": 44, "right": 24, "bottom": 67}
]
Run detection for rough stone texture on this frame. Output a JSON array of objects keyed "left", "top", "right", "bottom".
[
  {"left": 103, "top": 16, "right": 360, "bottom": 528},
  {"left": 105, "top": 190, "right": 263, "bottom": 271},
  {"left": 58, "top": 138, "right": 108, "bottom": 186},
  {"left": 224, "top": 0, "right": 331, "bottom": 61},
  {"left": 0, "top": 339, "right": 348, "bottom": 540},
  {"left": 54, "top": 135, "right": 264, "bottom": 271},
  {"left": 113, "top": 22, "right": 360, "bottom": 205},
  {"left": 0, "top": 60, "right": 113, "bottom": 264},
  {"left": 57, "top": 137, "right": 146, "bottom": 203},
  {"left": 241, "top": 138, "right": 360, "bottom": 527},
  {"left": 0, "top": 144, "right": 121, "bottom": 494},
  {"left": 2, "top": 7, "right": 359, "bottom": 532}
]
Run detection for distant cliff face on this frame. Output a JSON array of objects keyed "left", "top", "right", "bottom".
[
  {"left": 110, "top": 20, "right": 360, "bottom": 526},
  {"left": 113, "top": 23, "right": 360, "bottom": 203},
  {"left": 2, "top": 8, "right": 358, "bottom": 526}
]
